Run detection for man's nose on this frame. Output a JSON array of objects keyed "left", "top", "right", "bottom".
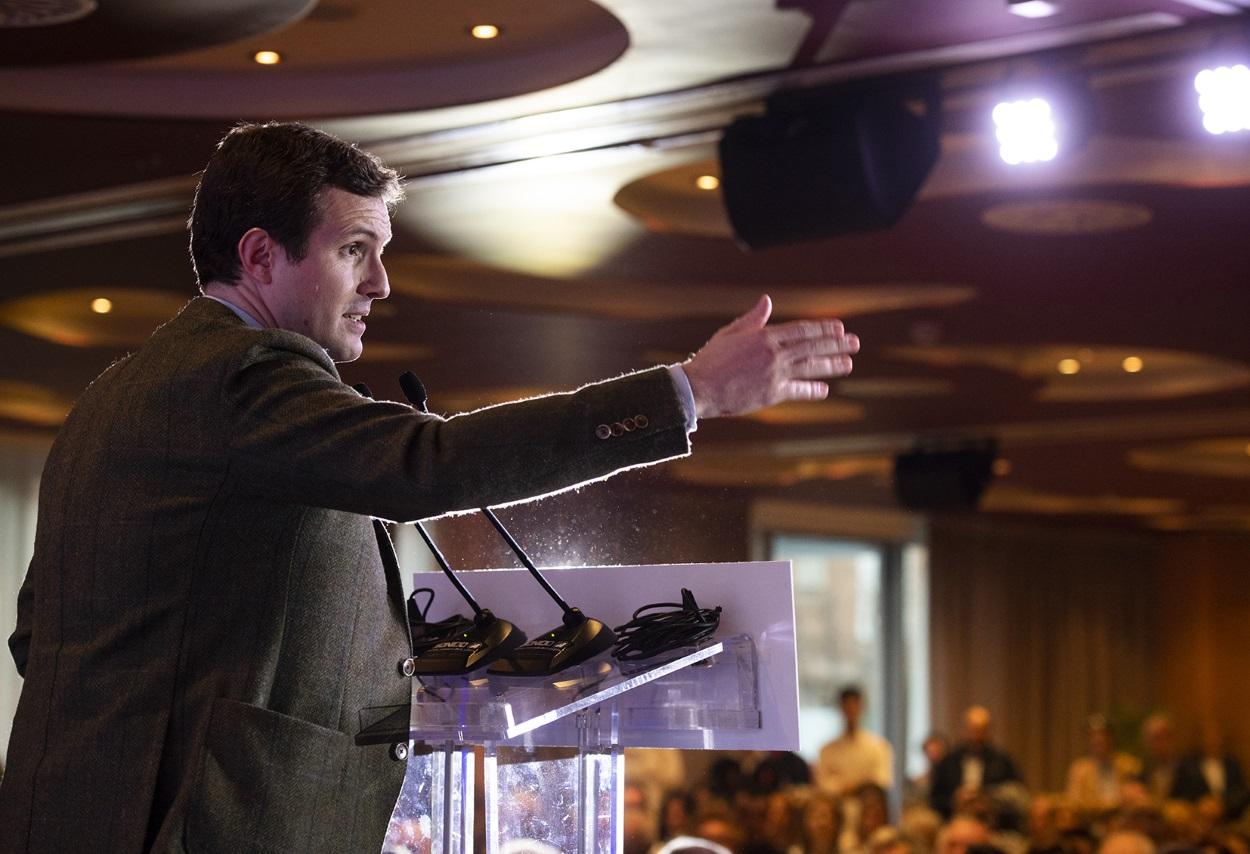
[{"left": 362, "top": 256, "right": 390, "bottom": 299}]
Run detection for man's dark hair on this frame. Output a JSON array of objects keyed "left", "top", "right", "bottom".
[
  {"left": 838, "top": 684, "right": 863, "bottom": 704},
  {"left": 188, "top": 122, "right": 404, "bottom": 286}
]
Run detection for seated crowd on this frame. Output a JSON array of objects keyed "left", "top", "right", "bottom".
[{"left": 621, "top": 691, "right": 1250, "bottom": 854}]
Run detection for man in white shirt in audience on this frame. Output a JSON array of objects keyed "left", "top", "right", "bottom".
[{"left": 816, "top": 684, "right": 894, "bottom": 795}]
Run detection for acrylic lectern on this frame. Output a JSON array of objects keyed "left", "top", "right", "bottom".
[{"left": 359, "top": 560, "right": 799, "bottom": 854}]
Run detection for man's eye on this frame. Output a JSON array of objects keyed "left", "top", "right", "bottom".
[{"left": 345, "top": 243, "right": 363, "bottom": 257}]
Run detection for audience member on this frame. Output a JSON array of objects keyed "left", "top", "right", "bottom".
[
  {"left": 1170, "top": 720, "right": 1250, "bottom": 821},
  {"left": 817, "top": 685, "right": 895, "bottom": 796},
  {"left": 1096, "top": 830, "right": 1155, "bottom": 854},
  {"left": 931, "top": 706, "right": 1024, "bottom": 819},
  {"left": 1066, "top": 716, "right": 1142, "bottom": 816},
  {"left": 909, "top": 734, "right": 951, "bottom": 807},
  {"left": 801, "top": 791, "right": 842, "bottom": 854},
  {"left": 936, "top": 815, "right": 993, "bottom": 854},
  {"left": 755, "top": 751, "right": 814, "bottom": 792},
  {"left": 1139, "top": 715, "right": 1180, "bottom": 803},
  {"left": 661, "top": 789, "right": 698, "bottom": 842}
]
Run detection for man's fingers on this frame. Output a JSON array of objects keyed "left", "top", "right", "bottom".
[
  {"left": 767, "top": 317, "right": 844, "bottom": 344},
  {"left": 789, "top": 355, "right": 853, "bottom": 378},
  {"left": 780, "top": 379, "right": 831, "bottom": 402},
  {"left": 724, "top": 294, "right": 772, "bottom": 334},
  {"left": 781, "top": 333, "right": 860, "bottom": 362}
]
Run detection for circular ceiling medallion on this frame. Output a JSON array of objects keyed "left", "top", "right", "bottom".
[
  {"left": 0, "top": 0, "right": 629, "bottom": 117},
  {"left": 0, "top": 0, "right": 96, "bottom": 28},
  {"left": 980, "top": 199, "right": 1153, "bottom": 235},
  {"left": 887, "top": 344, "right": 1250, "bottom": 402},
  {"left": 613, "top": 159, "right": 730, "bottom": 238},
  {"left": 0, "top": 0, "right": 312, "bottom": 65},
  {"left": 0, "top": 287, "right": 187, "bottom": 348},
  {"left": 1129, "top": 438, "right": 1250, "bottom": 479}
]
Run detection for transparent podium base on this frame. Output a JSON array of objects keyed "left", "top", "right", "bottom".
[
  {"left": 382, "top": 743, "right": 474, "bottom": 854},
  {"left": 370, "top": 633, "right": 762, "bottom": 854},
  {"left": 485, "top": 744, "right": 623, "bottom": 854}
]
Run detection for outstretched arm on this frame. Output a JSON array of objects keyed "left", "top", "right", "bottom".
[{"left": 683, "top": 294, "right": 859, "bottom": 419}]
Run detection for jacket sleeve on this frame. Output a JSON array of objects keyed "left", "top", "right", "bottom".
[{"left": 221, "top": 332, "right": 692, "bottom": 522}]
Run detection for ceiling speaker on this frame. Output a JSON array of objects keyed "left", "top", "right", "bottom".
[
  {"left": 718, "top": 77, "right": 941, "bottom": 249},
  {"left": 894, "top": 441, "right": 997, "bottom": 512}
]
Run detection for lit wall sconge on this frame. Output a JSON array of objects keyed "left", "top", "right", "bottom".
[
  {"left": 90, "top": 297, "right": 112, "bottom": 314},
  {"left": 252, "top": 50, "right": 282, "bottom": 65},
  {"left": 1057, "top": 358, "right": 1081, "bottom": 375},
  {"left": 1122, "top": 356, "right": 1144, "bottom": 373},
  {"left": 1196, "top": 64, "right": 1250, "bottom": 135},
  {"left": 1008, "top": 0, "right": 1060, "bottom": 18},
  {"left": 694, "top": 174, "right": 720, "bottom": 191},
  {"left": 469, "top": 24, "right": 500, "bottom": 39}
]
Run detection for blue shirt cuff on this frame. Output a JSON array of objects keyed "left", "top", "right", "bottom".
[{"left": 667, "top": 365, "right": 698, "bottom": 434}]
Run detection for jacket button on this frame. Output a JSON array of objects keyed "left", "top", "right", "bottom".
[
  {"left": 391, "top": 742, "right": 409, "bottom": 762},
  {"left": 610, "top": 422, "right": 625, "bottom": 437},
  {"left": 595, "top": 424, "right": 612, "bottom": 440},
  {"left": 621, "top": 417, "right": 636, "bottom": 432},
  {"left": 398, "top": 658, "right": 416, "bottom": 677},
  {"left": 634, "top": 415, "right": 649, "bottom": 429}
]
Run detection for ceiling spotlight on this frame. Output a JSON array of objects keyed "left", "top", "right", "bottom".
[
  {"left": 252, "top": 50, "right": 281, "bottom": 65},
  {"left": 470, "top": 24, "right": 500, "bottom": 39},
  {"left": 992, "top": 458, "right": 1013, "bottom": 477},
  {"left": 1057, "top": 358, "right": 1081, "bottom": 375},
  {"left": 90, "top": 298, "right": 113, "bottom": 314},
  {"left": 1122, "top": 356, "right": 1144, "bottom": 373},
  {"left": 1007, "top": 0, "right": 1060, "bottom": 18},
  {"left": 694, "top": 174, "right": 720, "bottom": 191},
  {"left": 1195, "top": 65, "right": 1250, "bottom": 135},
  {"left": 993, "top": 98, "right": 1059, "bottom": 165}
]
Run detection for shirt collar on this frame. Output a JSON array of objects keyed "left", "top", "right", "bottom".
[{"left": 204, "top": 294, "right": 264, "bottom": 330}]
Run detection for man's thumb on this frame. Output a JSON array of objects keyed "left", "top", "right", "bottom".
[{"left": 725, "top": 294, "right": 772, "bottom": 332}]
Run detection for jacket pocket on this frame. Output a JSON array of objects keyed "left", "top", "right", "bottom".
[{"left": 185, "top": 697, "right": 353, "bottom": 854}]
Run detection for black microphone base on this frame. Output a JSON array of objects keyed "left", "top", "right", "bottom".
[
  {"left": 408, "top": 613, "right": 527, "bottom": 676},
  {"left": 487, "top": 616, "right": 617, "bottom": 677}
]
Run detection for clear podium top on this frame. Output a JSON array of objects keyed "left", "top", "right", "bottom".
[{"left": 360, "top": 634, "right": 762, "bottom": 750}]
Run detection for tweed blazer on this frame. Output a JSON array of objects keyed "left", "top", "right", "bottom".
[{"left": 1, "top": 297, "right": 691, "bottom": 853}]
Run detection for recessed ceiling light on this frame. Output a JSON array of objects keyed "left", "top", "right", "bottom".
[
  {"left": 993, "top": 458, "right": 1013, "bottom": 477},
  {"left": 1007, "top": 0, "right": 1060, "bottom": 18},
  {"left": 1122, "top": 356, "right": 1144, "bottom": 373},
  {"left": 90, "top": 298, "right": 112, "bottom": 314},
  {"left": 252, "top": 50, "right": 282, "bottom": 65},
  {"left": 469, "top": 24, "right": 500, "bottom": 39},
  {"left": 694, "top": 174, "right": 720, "bottom": 191},
  {"left": 1057, "top": 358, "right": 1081, "bottom": 375}
]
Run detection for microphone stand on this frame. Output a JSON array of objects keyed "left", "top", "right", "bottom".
[{"left": 397, "top": 372, "right": 617, "bottom": 676}]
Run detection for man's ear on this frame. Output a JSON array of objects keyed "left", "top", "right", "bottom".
[{"left": 237, "top": 227, "right": 278, "bottom": 284}]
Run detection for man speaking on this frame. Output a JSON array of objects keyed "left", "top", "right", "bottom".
[{"left": 0, "top": 122, "right": 858, "bottom": 853}]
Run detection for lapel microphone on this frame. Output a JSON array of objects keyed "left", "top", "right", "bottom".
[
  {"left": 396, "top": 372, "right": 617, "bottom": 677},
  {"left": 353, "top": 381, "right": 525, "bottom": 675}
]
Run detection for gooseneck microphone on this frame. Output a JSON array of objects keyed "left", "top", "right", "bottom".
[
  {"left": 397, "top": 371, "right": 617, "bottom": 676},
  {"left": 353, "top": 381, "right": 525, "bottom": 675}
]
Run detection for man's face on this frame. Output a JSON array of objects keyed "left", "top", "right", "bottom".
[
  {"left": 269, "top": 186, "right": 392, "bottom": 362},
  {"left": 841, "top": 693, "right": 863, "bottom": 727}
]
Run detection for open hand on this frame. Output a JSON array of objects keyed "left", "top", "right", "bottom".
[{"left": 683, "top": 295, "right": 859, "bottom": 419}]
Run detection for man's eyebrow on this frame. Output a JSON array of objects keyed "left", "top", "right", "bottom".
[{"left": 340, "top": 226, "right": 385, "bottom": 242}]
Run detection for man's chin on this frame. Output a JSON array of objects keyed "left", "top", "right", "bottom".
[{"left": 328, "top": 340, "right": 363, "bottom": 364}]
